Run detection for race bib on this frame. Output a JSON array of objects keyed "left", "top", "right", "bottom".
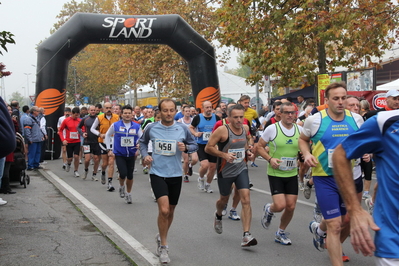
[
  {"left": 228, "top": 148, "right": 245, "bottom": 163},
  {"left": 328, "top": 149, "right": 334, "bottom": 168},
  {"left": 279, "top": 157, "right": 297, "bottom": 171},
  {"left": 154, "top": 139, "right": 177, "bottom": 156},
  {"left": 83, "top": 145, "right": 90, "bottom": 153},
  {"left": 202, "top": 131, "right": 212, "bottom": 141},
  {"left": 70, "top": 132, "right": 79, "bottom": 139},
  {"left": 121, "top": 137, "right": 134, "bottom": 147}
]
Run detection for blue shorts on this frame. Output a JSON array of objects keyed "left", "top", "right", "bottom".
[{"left": 313, "top": 176, "right": 346, "bottom": 220}]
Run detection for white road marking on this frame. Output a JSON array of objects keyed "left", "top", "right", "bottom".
[{"left": 46, "top": 171, "right": 160, "bottom": 266}]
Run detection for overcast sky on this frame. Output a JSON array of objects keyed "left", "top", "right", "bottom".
[
  {"left": 0, "top": 0, "right": 69, "bottom": 101},
  {"left": 0, "top": 0, "right": 239, "bottom": 103}
]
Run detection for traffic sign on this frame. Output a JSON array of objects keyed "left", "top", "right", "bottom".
[
  {"left": 76, "top": 100, "right": 81, "bottom": 106},
  {"left": 74, "top": 93, "right": 81, "bottom": 100},
  {"left": 29, "top": 95, "right": 36, "bottom": 102}
]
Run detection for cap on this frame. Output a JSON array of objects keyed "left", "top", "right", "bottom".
[
  {"left": 146, "top": 104, "right": 153, "bottom": 108},
  {"left": 386, "top": 90, "right": 399, "bottom": 98}
]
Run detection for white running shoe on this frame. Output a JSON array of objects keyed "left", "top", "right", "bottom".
[
  {"left": 107, "top": 182, "right": 115, "bottom": 192},
  {"left": 275, "top": 231, "right": 292, "bottom": 245},
  {"left": 365, "top": 198, "right": 374, "bottom": 215},
  {"left": 65, "top": 164, "right": 71, "bottom": 172},
  {"left": 205, "top": 184, "right": 213, "bottom": 193},
  {"left": 197, "top": 177, "right": 205, "bottom": 190},
  {"left": 214, "top": 211, "right": 223, "bottom": 234},
  {"left": 74, "top": 171, "right": 80, "bottom": 178},
  {"left": 228, "top": 209, "right": 241, "bottom": 220},
  {"left": 125, "top": 194, "right": 132, "bottom": 204},
  {"left": 261, "top": 203, "right": 274, "bottom": 229},
  {"left": 241, "top": 232, "right": 257, "bottom": 247},
  {"left": 101, "top": 173, "right": 106, "bottom": 185},
  {"left": 155, "top": 233, "right": 161, "bottom": 256},
  {"left": 303, "top": 180, "right": 312, "bottom": 199},
  {"left": 362, "top": 191, "right": 370, "bottom": 200},
  {"left": 222, "top": 204, "right": 228, "bottom": 216},
  {"left": 299, "top": 182, "right": 304, "bottom": 191},
  {"left": 92, "top": 175, "right": 98, "bottom": 181},
  {"left": 83, "top": 170, "right": 88, "bottom": 180},
  {"left": 158, "top": 246, "right": 170, "bottom": 264},
  {"left": 309, "top": 221, "right": 326, "bottom": 251},
  {"left": 0, "top": 198, "right": 7, "bottom": 205},
  {"left": 119, "top": 186, "right": 125, "bottom": 198}
]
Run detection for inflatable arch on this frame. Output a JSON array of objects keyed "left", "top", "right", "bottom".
[{"left": 35, "top": 12, "right": 220, "bottom": 159}]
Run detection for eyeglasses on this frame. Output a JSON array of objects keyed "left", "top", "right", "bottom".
[{"left": 282, "top": 111, "right": 296, "bottom": 115}]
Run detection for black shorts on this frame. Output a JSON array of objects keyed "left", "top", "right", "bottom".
[
  {"left": 150, "top": 175, "right": 182, "bottom": 205},
  {"left": 354, "top": 176, "right": 363, "bottom": 194},
  {"left": 115, "top": 156, "right": 135, "bottom": 180},
  {"left": 99, "top": 143, "right": 108, "bottom": 155},
  {"left": 83, "top": 143, "right": 101, "bottom": 156},
  {"left": 197, "top": 144, "right": 217, "bottom": 163},
  {"left": 66, "top": 142, "right": 81, "bottom": 158},
  {"left": 268, "top": 175, "right": 298, "bottom": 196},
  {"left": 217, "top": 169, "right": 249, "bottom": 196}
]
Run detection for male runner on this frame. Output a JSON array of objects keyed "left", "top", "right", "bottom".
[
  {"left": 90, "top": 102, "right": 119, "bottom": 191},
  {"left": 257, "top": 102, "right": 302, "bottom": 245},
  {"left": 77, "top": 105, "right": 100, "bottom": 181},
  {"left": 189, "top": 100, "right": 220, "bottom": 193},
  {"left": 205, "top": 104, "right": 257, "bottom": 247},
  {"left": 299, "top": 82, "right": 363, "bottom": 266},
  {"left": 139, "top": 99, "right": 197, "bottom": 264}
]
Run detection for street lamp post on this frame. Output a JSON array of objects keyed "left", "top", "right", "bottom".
[{"left": 24, "top": 73, "right": 31, "bottom": 98}]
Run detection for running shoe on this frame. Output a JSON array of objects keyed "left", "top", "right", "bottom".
[
  {"left": 309, "top": 221, "right": 326, "bottom": 251},
  {"left": 158, "top": 246, "right": 170, "bottom": 264},
  {"left": 83, "top": 170, "right": 88, "bottom": 180},
  {"left": 187, "top": 164, "right": 193, "bottom": 176},
  {"left": 119, "top": 186, "right": 125, "bottom": 198},
  {"left": 362, "top": 191, "right": 370, "bottom": 200},
  {"left": 229, "top": 209, "right": 241, "bottom": 220},
  {"left": 183, "top": 175, "right": 189, "bottom": 183},
  {"left": 62, "top": 164, "right": 66, "bottom": 170},
  {"left": 241, "top": 232, "right": 257, "bottom": 247},
  {"left": 79, "top": 159, "right": 82, "bottom": 164},
  {"left": 92, "top": 175, "right": 98, "bottom": 181},
  {"left": 250, "top": 162, "right": 258, "bottom": 167},
  {"left": 0, "top": 198, "right": 7, "bottom": 205},
  {"left": 74, "top": 171, "right": 80, "bottom": 178},
  {"left": 313, "top": 203, "right": 323, "bottom": 223},
  {"left": 205, "top": 184, "right": 213, "bottom": 193},
  {"left": 303, "top": 180, "right": 312, "bottom": 199},
  {"left": 222, "top": 204, "right": 228, "bottom": 216},
  {"left": 275, "top": 231, "right": 292, "bottom": 245},
  {"left": 214, "top": 211, "right": 223, "bottom": 234},
  {"left": 261, "top": 203, "right": 274, "bottom": 229},
  {"left": 107, "top": 182, "right": 115, "bottom": 192},
  {"left": 197, "top": 177, "right": 205, "bottom": 190},
  {"left": 66, "top": 164, "right": 71, "bottom": 172},
  {"left": 143, "top": 166, "right": 149, "bottom": 174},
  {"left": 125, "top": 194, "right": 132, "bottom": 204},
  {"left": 101, "top": 173, "right": 106, "bottom": 185},
  {"left": 365, "top": 198, "right": 374, "bottom": 215},
  {"left": 342, "top": 253, "right": 350, "bottom": 262},
  {"left": 299, "top": 182, "right": 304, "bottom": 191},
  {"left": 155, "top": 233, "right": 161, "bottom": 256}
]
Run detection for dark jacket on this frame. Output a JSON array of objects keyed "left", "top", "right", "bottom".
[{"left": 0, "top": 97, "right": 16, "bottom": 157}]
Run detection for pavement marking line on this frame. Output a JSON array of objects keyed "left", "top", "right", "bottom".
[
  {"left": 193, "top": 171, "right": 316, "bottom": 208},
  {"left": 45, "top": 170, "right": 160, "bottom": 266}
]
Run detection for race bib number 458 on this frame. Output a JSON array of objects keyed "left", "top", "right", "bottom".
[{"left": 154, "top": 139, "right": 177, "bottom": 156}]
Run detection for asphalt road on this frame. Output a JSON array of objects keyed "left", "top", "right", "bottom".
[{"left": 39, "top": 156, "right": 376, "bottom": 266}]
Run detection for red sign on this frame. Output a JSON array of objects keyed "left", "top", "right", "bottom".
[
  {"left": 74, "top": 93, "right": 81, "bottom": 100},
  {"left": 29, "top": 95, "right": 36, "bottom": 102},
  {"left": 104, "top": 95, "right": 110, "bottom": 102}
]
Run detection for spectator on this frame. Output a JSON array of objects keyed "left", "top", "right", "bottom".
[
  {"left": 24, "top": 106, "right": 44, "bottom": 170},
  {"left": 0, "top": 97, "right": 16, "bottom": 158}
]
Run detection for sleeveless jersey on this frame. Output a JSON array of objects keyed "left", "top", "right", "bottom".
[
  {"left": 267, "top": 122, "right": 300, "bottom": 177},
  {"left": 311, "top": 109, "right": 359, "bottom": 176},
  {"left": 197, "top": 113, "right": 217, "bottom": 144},
  {"left": 112, "top": 120, "right": 141, "bottom": 157},
  {"left": 217, "top": 125, "right": 247, "bottom": 178}
]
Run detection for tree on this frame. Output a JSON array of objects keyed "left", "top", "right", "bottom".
[
  {"left": 52, "top": 0, "right": 218, "bottom": 104},
  {"left": 0, "top": 62, "right": 11, "bottom": 78},
  {"left": 8, "top": 91, "right": 28, "bottom": 106},
  {"left": 216, "top": 0, "right": 399, "bottom": 87},
  {"left": 0, "top": 3, "right": 16, "bottom": 56}
]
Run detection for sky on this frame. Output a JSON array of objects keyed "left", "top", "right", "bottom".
[{"left": 0, "top": 0, "right": 239, "bottom": 103}]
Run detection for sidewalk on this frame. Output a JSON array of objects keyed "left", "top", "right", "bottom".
[{"left": 0, "top": 169, "right": 133, "bottom": 266}]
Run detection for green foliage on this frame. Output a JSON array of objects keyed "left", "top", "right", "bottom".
[{"left": 216, "top": 0, "right": 399, "bottom": 87}]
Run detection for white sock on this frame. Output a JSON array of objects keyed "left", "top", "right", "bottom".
[{"left": 317, "top": 226, "right": 326, "bottom": 236}]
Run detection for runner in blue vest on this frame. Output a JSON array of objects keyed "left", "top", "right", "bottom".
[{"left": 105, "top": 105, "right": 142, "bottom": 204}]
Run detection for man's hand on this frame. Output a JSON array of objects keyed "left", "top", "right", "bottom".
[
  {"left": 349, "top": 209, "right": 380, "bottom": 256},
  {"left": 177, "top": 142, "right": 186, "bottom": 152},
  {"left": 304, "top": 154, "right": 318, "bottom": 167},
  {"left": 62, "top": 140, "right": 68, "bottom": 146},
  {"left": 143, "top": 155, "right": 153, "bottom": 164}
]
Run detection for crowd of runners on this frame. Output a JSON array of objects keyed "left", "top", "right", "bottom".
[{"left": 51, "top": 83, "right": 399, "bottom": 265}]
